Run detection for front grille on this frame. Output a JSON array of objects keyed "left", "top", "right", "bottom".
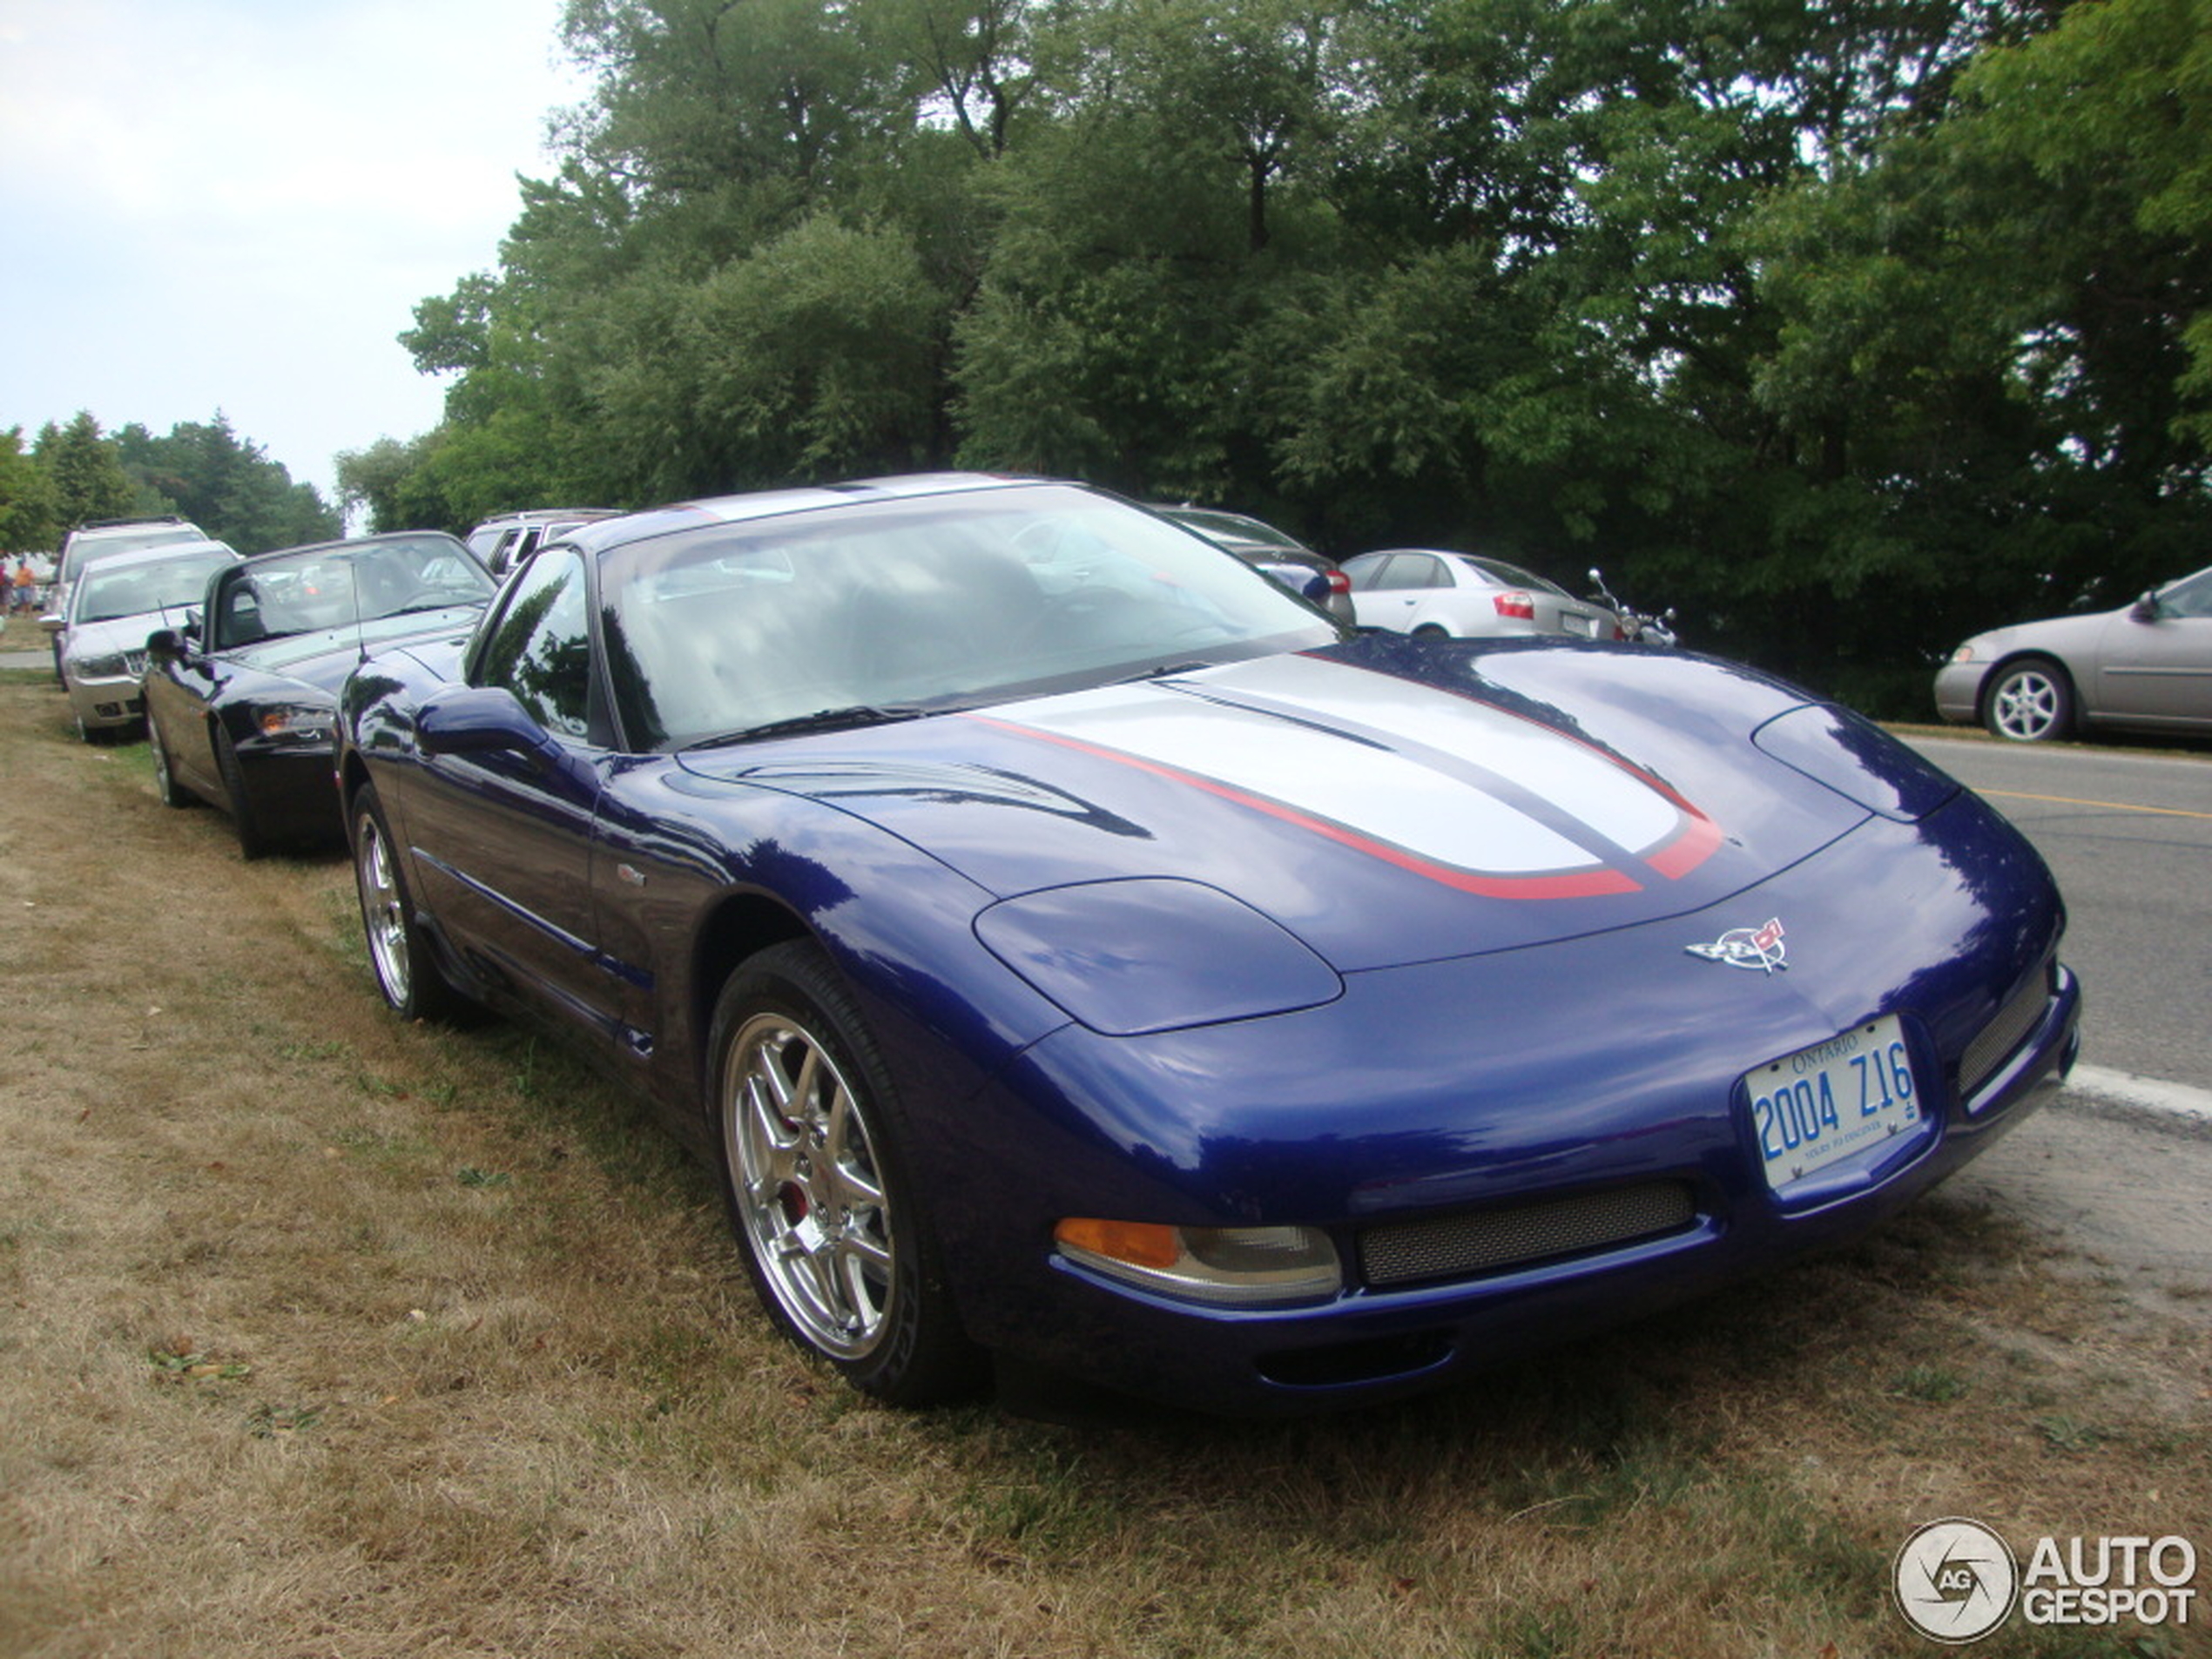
[
  {"left": 1359, "top": 1180, "right": 1698, "bottom": 1289},
  {"left": 1958, "top": 960, "right": 2054, "bottom": 1103}
]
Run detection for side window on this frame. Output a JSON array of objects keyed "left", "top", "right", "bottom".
[
  {"left": 1342, "top": 554, "right": 1386, "bottom": 592},
  {"left": 2159, "top": 570, "right": 2212, "bottom": 619},
  {"left": 1372, "top": 554, "right": 1441, "bottom": 592},
  {"left": 476, "top": 550, "right": 594, "bottom": 740}
]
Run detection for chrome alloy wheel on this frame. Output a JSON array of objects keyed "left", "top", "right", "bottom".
[
  {"left": 354, "top": 808, "right": 412, "bottom": 1008},
  {"left": 1987, "top": 664, "right": 2067, "bottom": 741},
  {"left": 724, "top": 1012, "right": 894, "bottom": 1361}
]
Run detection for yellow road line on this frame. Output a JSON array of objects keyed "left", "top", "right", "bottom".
[{"left": 1981, "top": 788, "right": 2212, "bottom": 821}]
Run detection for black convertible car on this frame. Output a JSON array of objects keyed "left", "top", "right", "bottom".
[{"left": 142, "top": 531, "right": 497, "bottom": 855}]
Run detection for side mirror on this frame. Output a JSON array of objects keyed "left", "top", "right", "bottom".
[
  {"left": 2129, "top": 591, "right": 2164, "bottom": 621},
  {"left": 145, "top": 628, "right": 185, "bottom": 663},
  {"left": 39, "top": 611, "right": 65, "bottom": 636},
  {"left": 417, "top": 685, "right": 550, "bottom": 759}
]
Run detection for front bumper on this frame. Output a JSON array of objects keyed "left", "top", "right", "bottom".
[
  {"left": 65, "top": 670, "right": 145, "bottom": 732},
  {"left": 232, "top": 732, "right": 347, "bottom": 846},
  {"left": 916, "top": 794, "right": 2080, "bottom": 1413},
  {"left": 1932, "top": 660, "right": 1989, "bottom": 725}
]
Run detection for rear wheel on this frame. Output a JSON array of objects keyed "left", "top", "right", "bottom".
[
  {"left": 350, "top": 782, "right": 467, "bottom": 1022},
  {"left": 1412, "top": 623, "right": 1451, "bottom": 641},
  {"left": 709, "top": 941, "right": 984, "bottom": 1406},
  {"left": 1984, "top": 660, "right": 2074, "bottom": 743}
]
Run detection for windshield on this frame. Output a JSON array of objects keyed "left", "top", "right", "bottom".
[
  {"left": 214, "top": 535, "right": 495, "bottom": 649},
  {"left": 1162, "top": 508, "right": 1308, "bottom": 553},
  {"left": 605, "top": 483, "right": 1342, "bottom": 751},
  {"left": 75, "top": 551, "right": 237, "bottom": 624},
  {"left": 1456, "top": 554, "right": 1572, "bottom": 597}
]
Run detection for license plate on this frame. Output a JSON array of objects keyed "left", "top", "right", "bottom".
[
  {"left": 1564, "top": 614, "right": 1595, "bottom": 637},
  {"left": 1745, "top": 1015, "right": 1921, "bottom": 1191}
]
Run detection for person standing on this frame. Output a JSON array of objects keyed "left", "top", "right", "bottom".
[{"left": 11, "top": 556, "right": 33, "bottom": 613}]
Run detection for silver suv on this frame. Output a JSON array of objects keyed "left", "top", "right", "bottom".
[
  {"left": 45, "top": 516, "right": 210, "bottom": 678},
  {"left": 464, "top": 508, "right": 619, "bottom": 577}
]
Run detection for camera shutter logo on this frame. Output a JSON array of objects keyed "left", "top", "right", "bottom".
[{"left": 1895, "top": 1519, "right": 2020, "bottom": 1643}]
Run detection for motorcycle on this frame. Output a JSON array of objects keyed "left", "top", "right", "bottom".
[{"left": 1587, "top": 567, "right": 1679, "bottom": 648}]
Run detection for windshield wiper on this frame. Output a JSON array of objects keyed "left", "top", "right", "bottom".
[
  {"left": 1114, "top": 660, "right": 1216, "bottom": 685},
  {"left": 680, "top": 704, "right": 934, "bottom": 751}
]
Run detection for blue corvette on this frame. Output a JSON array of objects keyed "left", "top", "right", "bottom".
[{"left": 337, "top": 475, "right": 2080, "bottom": 1413}]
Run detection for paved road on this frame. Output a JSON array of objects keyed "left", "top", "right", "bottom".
[{"left": 1902, "top": 734, "right": 2212, "bottom": 1095}]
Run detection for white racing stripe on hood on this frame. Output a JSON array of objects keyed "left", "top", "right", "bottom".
[
  {"left": 990, "top": 677, "right": 1608, "bottom": 879},
  {"left": 1189, "top": 653, "right": 1690, "bottom": 856}
]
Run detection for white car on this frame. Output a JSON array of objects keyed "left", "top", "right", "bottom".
[
  {"left": 1343, "top": 549, "right": 1616, "bottom": 641},
  {"left": 47, "top": 540, "right": 239, "bottom": 740}
]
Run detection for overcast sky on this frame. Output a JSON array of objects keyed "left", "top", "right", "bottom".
[{"left": 0, "top": 0, "right": 587, "bottom": 509}]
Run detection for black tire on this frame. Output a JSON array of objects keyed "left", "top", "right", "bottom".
[
  {"left": 1982, "top": 659, "right": 2074, "bottom": 743},
  {"left": 348, "top": 781, "right": 468, "bottom": 1022},
  {"left": 1412, "top": 623, "right": 1451, "bottom": 641},
  {"left": 145, "top": 706, "right": 192, "bottom": 808},
  {"left": 214, "top": 731, "right": 270, "bottom": 858},
  {"left": 708, "top": 941, "right": 985, "bottom": 1406}
]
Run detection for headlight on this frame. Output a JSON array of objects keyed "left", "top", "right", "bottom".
[
  {"left": 1055, "top": 1219, "right": 1343, "bottom": 1305},
  {"left": 258, "top": 702, "right": 337, "bottom": 744},
  {"left": 974, "top": 877, "right": 1340, "bottom": 1036},
  {"left": 71, "top": 651, "right": 130, "bottom": 678},
  {"left": 1951, "top": 644, "right": 1978, "bottom": 664}
]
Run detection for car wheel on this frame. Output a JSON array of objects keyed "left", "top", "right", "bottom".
[
  {"left": 213, "top": 732, "right": 270, "bottom": 857},
  {"left": 1413, "top": 623, "right": 1451, "bottom": 641},
  {"left": 1984, "top": 660, "right": 2074, "bottom": 743},
  {"left": 349, "top": 782, "right": 468, "bottom": 1022},
  {"left": 709, "top": 941, "right": 985, "bottom": 1406},
  {"left": 146, "top": 706, "right": 192, "bottom": 808}
]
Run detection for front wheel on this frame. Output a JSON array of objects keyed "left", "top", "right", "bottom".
[
  {"left": 709, "top": 941, "right": 984, "bottom": 1406},
  {"left": 1984, "top": 660, "right": 2074, "bottom": 743},
  {"left": 146, "top": 706, "right": 192, "bottom": 808},
  {"left": 214, "top": 732, "right": 270, "bottom": 857},
  {"left": 350, "top": 782, "right": 468, "bottom": 1022}
]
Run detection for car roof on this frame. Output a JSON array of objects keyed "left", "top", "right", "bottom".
[
  {"left": 470, "top": 507, "right": 623, "bottom": 530},
  {"left": 74, "top": 538, "right": 237, "bottom": 576}
]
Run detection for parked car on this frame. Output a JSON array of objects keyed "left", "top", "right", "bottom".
[
  {"left": 142, "top": 531, "right": 496, "bottom": 855},
  {"left": 1934, "top": 563, "right": 2212, "bottom": 742},
  {"left": 1343, "top": 548, "right": 1616, "bottom": 641},
  {"left": 338, "top": 474, "right": 2077, "bottom": 1415},
  {"left": 43, "top": 516, "right": 211, "bottom": 679},
  {"left": 465, "top": 508, "right": 621, "bottom": 577},
  {"left": 1148, "top": 503, "right": 1354, "bottom": 623},
  {"left": 46, "top": 539, "right": 240, "bottom": 740}
]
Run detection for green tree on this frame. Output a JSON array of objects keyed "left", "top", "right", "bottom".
[
  {"left": 0, "top": 427, "right": 62, "bottom": 552},
  {"left": 35, "top": 412, "right": 140, "bottom": 529},
  {"left": 115, "top": 414, "right": 342, "bottom": 552}
]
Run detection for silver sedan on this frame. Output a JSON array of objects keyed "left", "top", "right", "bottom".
[
  {"left": 46, "top": 540, "right": 240, "bottom": 740},
  {"left": 1934, "top": 564, "right": 2212, "bottom": 742},
  {"left": 1343, "top": 549, "right": 1615, "bottom": 641}
]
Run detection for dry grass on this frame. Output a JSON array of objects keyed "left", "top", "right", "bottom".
[{"left": 2, "top": 671, "right": 2206, "bottom": 1658}]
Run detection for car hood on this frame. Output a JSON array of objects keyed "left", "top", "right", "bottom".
[
  {"left": 226, "top": 607, "right": 486, "bottom": 696},
  {"left": 65, "top": 604, "right": 198, "bottom": 658},
  {"left": 678, "top": 635, "right": 1959, "bottom": 973}
]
